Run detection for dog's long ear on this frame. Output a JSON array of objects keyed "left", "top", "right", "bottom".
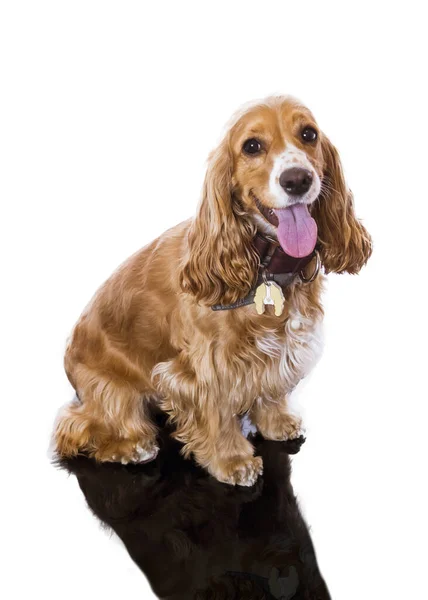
[
  {"left": 311, "top": 135, "right": 372, "bottom": 274},
  {"left": 179, "top": 137, "right": 258, "bottom": 305}
]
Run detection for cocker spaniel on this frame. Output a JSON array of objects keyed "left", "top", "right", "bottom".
[{"left": 54, "top": 95, "right": 372, "bottom": 486}]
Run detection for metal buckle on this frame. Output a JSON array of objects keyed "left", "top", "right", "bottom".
[{"left": 300, "top": 250, "right": 321, "bottom": 283}]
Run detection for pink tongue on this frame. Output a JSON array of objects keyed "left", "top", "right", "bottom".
[{"left": 274, "top": 204, "right": 318, "bottom": 258}]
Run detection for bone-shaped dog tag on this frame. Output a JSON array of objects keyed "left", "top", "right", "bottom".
[{"left": 254, "top": 281, "right": 285, "bottom": 316}]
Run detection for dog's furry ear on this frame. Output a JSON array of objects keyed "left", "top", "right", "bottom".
[
  {"left": 311, "top": 135, "right": 372, "bottom": 274},
  {"left": 180, "top": 137, "right": 258, "bottom": 305}
]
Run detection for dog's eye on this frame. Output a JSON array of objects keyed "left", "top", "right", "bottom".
[
  {"left": 301, "top": 127, "right": 318, "bottom": 143},
  {"left": 243, "top": 138, "right": 262, "bottom": 155}
]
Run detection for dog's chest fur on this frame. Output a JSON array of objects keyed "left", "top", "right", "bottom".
[{"left": 251, "top": 307, "right": 323, "bottom": 398}]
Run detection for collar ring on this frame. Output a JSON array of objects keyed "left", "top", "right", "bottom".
[{"left": 300, "top": 250, "right": 321, "bottom": 284}]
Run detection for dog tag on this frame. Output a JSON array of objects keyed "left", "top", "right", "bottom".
[{"left": 254, "top": 281, "right": 285, "bottom": 316}]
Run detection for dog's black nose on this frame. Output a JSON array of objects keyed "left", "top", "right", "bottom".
[{"left": 279, "top": 168, "right": 313, "bottom": 196}]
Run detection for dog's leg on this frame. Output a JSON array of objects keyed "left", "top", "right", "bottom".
[
  {"left": 153, "top": 359, "right": 263, "bottom": 486},
  {"left": 179, "top": 409, "right": 263, "bottom": 486},
  {"left": 250, "top": 395, "right": 304, "bottom": 441},
  {"left": 54, "top": 370, "right": 158, "bottom": 464}
]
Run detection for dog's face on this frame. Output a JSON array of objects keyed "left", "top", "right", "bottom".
[
  {"left": 181, "top": 96, "right": 372, "bottom": 306},
  {"left": 231, "top": 99, "right": 323, "bottom": 236}
]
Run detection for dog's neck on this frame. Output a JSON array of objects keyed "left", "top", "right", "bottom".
[
  {"left": 211, "top": 233, "right": 318, "bottom": 312},
  {"left": 252, "top": 233, "right": 315, "bottom": 277}
]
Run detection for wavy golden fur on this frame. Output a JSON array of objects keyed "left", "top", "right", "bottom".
[
  {"left": 54, "top": 96, "right": 372, "bottom": 486},
  {"left": 312, "top": 137, "right": 372, "bottom": 274},
  {"left": 180, "top": 140, "right": 259, "bottom": 305}
]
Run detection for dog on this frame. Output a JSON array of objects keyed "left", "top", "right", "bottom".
[
  {"left": 54, "top": 95, "right": 372, "bottom": 486},
  {"left": 58, "top": 413, "right": 331, "bottom": 599}
]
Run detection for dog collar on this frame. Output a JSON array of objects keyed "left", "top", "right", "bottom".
[
  {"left": 211, "top": 233, "right": 320, "bottom": 311},
  {"left": 252, "top": 233, "right": 316, "bottom": 275}
]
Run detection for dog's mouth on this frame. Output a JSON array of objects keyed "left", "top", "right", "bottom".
[
  {"left": 252, "top": 193, "right": 280, "bottom": 227},
  {"left": 250, "top": 191, "right": 318, "bottom": 258}
]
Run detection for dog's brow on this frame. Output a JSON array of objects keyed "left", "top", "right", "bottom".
[
  {"left": 242, "top": 117, "right": 274, "bottom": 132},
  {"left": 244, "top": 127, "right": 268, "bottom": 136},
  {"left": 292, "top": 112, "right": 316, "bottom": 127}
]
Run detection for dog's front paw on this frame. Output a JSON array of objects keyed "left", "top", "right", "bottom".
[
  {"left": 259, "top": 414, "right": 305, "bottom": 442},
  {"left": 210, "top": 455, "right": 263, "bottom": 487}
]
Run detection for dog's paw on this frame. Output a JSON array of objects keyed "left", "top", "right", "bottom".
[
  {"left": 212, "top": 455, "right": 263, "bottom": 487},
  {"left": 117, "top": 444, "right": 159, "bottom": 465},
  {"left": 259, "top": 414, "right": 305, "bottom": 442},
  {"left": 94, "top": 441, "right": 159, "bottom": 465},
  {"left": 286, "top": 416, "right": 306, "bottom": 440}
]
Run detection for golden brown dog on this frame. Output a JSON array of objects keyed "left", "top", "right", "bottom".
[{"left": 54, "top": 96, "right": 371, "bottom": 486}]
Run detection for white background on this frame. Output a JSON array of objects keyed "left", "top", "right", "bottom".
[{"left": 1, "top": 1, "right": 427, "bottom": 598}]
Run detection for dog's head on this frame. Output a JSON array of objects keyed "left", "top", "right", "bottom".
[{"left": 180, "top": 96, "right": 372, "bottom": 305}]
